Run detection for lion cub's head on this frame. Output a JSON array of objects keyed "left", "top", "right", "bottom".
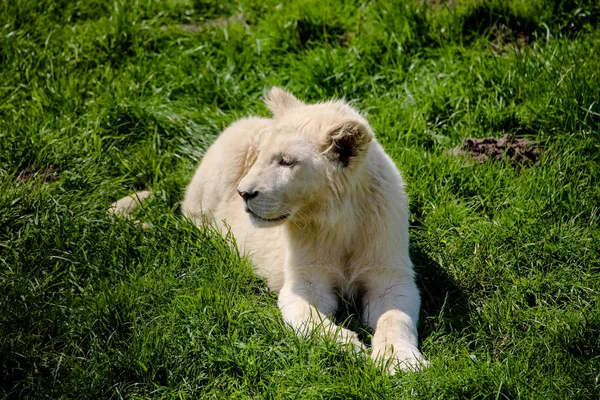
[{"left": 238, "top": 87, "right": 375, "bottom": 227}]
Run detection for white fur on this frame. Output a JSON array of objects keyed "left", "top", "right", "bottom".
[
  {"left": 114, "top": 88, "right": 427, "bottom": 372},
  {"left": 108, "top": 190, "right": 152, "bottom": 217}
]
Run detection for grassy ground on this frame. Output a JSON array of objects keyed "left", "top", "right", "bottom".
[{"left": 1, "top": 0, "right": 599, "bottom": 398}]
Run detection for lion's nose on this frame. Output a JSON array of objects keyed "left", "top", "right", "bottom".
[{"left": 237, "top": 190, "right": 259, "bottom": 201}]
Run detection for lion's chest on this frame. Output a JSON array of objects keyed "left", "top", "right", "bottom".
[
  {"left": 287, "top": 222, "right": 388, "bottom": 294},
  {"left": 318, "top": 247, "right": 378, "bottom": 295}
]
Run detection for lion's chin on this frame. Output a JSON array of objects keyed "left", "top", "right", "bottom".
[{"left": 247, "top": 210, "right": 290, "bottom": 227}]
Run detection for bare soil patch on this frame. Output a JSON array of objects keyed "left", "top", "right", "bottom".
[
  {"left": 16, "top": 164, "right": 60, "bottom": 186},
  {"left": 161, "top": 14, "right": 248, "bottom": 33},
  {"left": 450, "top": 134, "right": 542, "bottom": 164}
]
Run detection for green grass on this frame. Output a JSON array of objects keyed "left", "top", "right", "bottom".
[{"left": 1, "top": 0, "right": 599, "bottom": 398}]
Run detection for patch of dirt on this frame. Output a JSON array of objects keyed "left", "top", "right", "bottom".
[
  {"left": 161, "top": 13, "right": 248, "bottom": 33},
  {"left": 336, "top": 32, "right": 353, "bottom": 47},
  {"left": 488, "top": 24, "right": 534, "bottom": 54},
  {"left": 419, "top": 0, "right": 456, "bottom": 7},
  {"left": 450, "top": 134, "right": 541, "bottom": 164},
  {"left": 294, "top": 18, "right": 350, "bottom": 48},
  {"left": 461, "top": 3, "right": 538, "bottom": 51},
  {"left": 16, "top": 164, "right": 60, "bottom": 186}
]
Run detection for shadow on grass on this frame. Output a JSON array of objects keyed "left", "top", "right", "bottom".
[
  {"left": 412, "top": 246, "right": 472, "bottom": 344},
  {"left": 333, "top": 289, "right": 372, "bottom": 345},
  {"left": 329, "top": 246, "right": 472, "bottom": 348}
]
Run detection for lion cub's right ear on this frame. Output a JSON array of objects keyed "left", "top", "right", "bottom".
[{"left": 265, "top": 87, "right": 303, "bottom": 118}]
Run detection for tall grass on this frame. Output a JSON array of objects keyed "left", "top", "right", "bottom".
[{"left": 1, "top": 0, "right": 599, "bottom": 398}]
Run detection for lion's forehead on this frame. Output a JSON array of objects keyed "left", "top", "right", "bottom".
[{"left": 263, "top": 136, "right": 319, "bottom": 159}]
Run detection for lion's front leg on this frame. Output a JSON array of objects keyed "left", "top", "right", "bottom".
[
  {"left": 278, "top": 274, "right": 363, "bottom": 352},
  {"left": 362, "top": 267, "right": 428, "bottom": 373}
]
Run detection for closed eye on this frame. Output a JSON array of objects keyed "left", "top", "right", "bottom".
[{"left": 278, "top": 156, "right": 297, "bottom": 167}]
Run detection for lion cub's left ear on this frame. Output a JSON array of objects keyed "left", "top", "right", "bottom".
[
  {"left": 324, "top": 119, "right": 374, "bottom": 168},
  {"left": 265, "top": 87, "right": 304, "bottom": 118}
]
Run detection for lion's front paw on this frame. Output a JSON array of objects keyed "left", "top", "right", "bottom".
[{"left": 371, "top": 343, "right": 429, "bottom": 373}]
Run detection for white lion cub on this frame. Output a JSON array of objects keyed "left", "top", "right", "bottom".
[{"left": 112, "top": 88, "right": 427, "bottom": 372}]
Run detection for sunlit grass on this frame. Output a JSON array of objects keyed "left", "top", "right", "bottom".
[{"left": 1, "top": 0, "right": 599, "bottom": 398}]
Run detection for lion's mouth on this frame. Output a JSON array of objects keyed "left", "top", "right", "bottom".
[{"left": 247, "top": 208, "right": 289, "bottom": 223}]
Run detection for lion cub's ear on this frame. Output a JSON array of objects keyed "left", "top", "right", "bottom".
[
  {"left": 324, "top": 119, "right": 374, "bottom": 168},
  {"left": 265, "top": 87, "right": 303, "bottom": 118}
]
